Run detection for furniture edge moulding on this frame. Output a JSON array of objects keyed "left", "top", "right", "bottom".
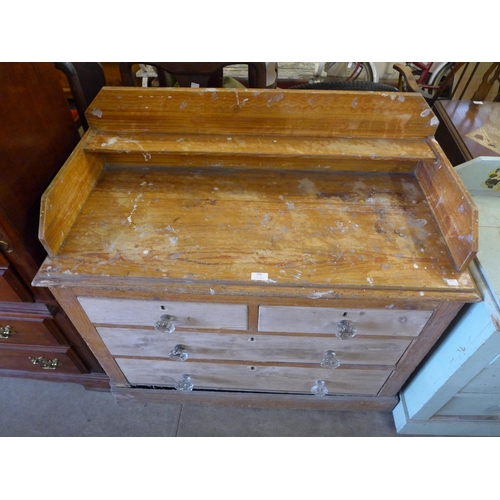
[
  {"left": 84, "top": 87, "right": 439, "bottom": 139},
  {"left": 31, "top": 273, "right": 481, "bottom": 305},
  {"left": 83, "top": 133, "right": 437, "bottom": 173},
  {"left": 111, "top": 385, "right": 399, "bottom": 411},
  {"left": 418, "top": 138, "right": 479, "bottom": 271},
  {"left": 38, "top": 132, "right": 105, "bottom": 258}
]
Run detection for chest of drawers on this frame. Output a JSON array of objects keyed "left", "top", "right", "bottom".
[
  {"left": 0, "top": 63, "right": 107, "bottom": 389},
  {"left": 33, "top": 87, "right": 480, "bottom": 409}
]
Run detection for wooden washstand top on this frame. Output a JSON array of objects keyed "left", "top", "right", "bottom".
[{"left": 34, "top": 87, "right": 480, "bottom": 303}]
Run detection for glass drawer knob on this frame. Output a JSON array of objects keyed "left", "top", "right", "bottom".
[
  {"left": 175, "top": 374, "right": 194, "bottom": 392},
  {"left": 311, "top": 380, "right": 328, "bottom": 397},
  {"left": 336, "top": 319, "right": 357, "bottom": 339},
  {"left": 321, "top": 350, "right": 340, "bottom": 369},
  {"left": 169, "top": 344, "right": 188, "bottom": 361},
  {"left": 154, "top": 314, "right": 175, "bottom": 333}
]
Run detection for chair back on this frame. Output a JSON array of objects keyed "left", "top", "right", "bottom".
[
  {"left": 55, "top": 62, "right": 106, "bottom": 131},
  {"left": 430, "top": 62, "right": 500, "bottom": 105}
]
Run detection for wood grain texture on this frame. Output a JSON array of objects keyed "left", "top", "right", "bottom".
[
  {"left": 36, "top": 165, "right": 477, "bottom": 296},
  {"left": 416, "top": 140, "right": 479, "bottom": 271},
  {"left": 49, "top": 287, "right": 126, "bottom": 385},
  {"left": 111, "top": 385, "right": 398, "bottom": 410},
  {"left": 99, "top": 154, "right": 420, "bottom": 173},
  {"left": 78, "top": 297, "right": 248, "bottom": 330},
  {"left": 258, "top": 305, "right": 432, "bottom": 336},
  {"left": 379, "top": 301, "right": 464, "bottom": 397},
  {"left": 97, "top": 327, "right": 412, "bottom": 366},
  {"left": 32, "top": 86, "right": 481, "bottom": 407},
  {"left": 39, "top": 134, "right": 105, "bottom": 257},
  {"left": 116, "top": 357, "right": 392, "bottom": 395},
  {"left": 84, "top": 130, "right": 436, "bottom": 172},
  {"left": 85, "top": 87, "right": 438, "bottom": 139}
]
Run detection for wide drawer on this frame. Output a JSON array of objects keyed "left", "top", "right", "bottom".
[
  {"left": 78, "top": 297, "right": 248, "bottom": 330},
  {"left": 0, "top": 344, "right": 86, "bottom": 374},
  {"left": 99, "top": 327, "right": 411, "bottom": 366},
  {"left": 116, "top": 358, "right": 392, "bottom": 395},
  {"left": 258, "top": 305, "right": 433, "bottom": 336}
]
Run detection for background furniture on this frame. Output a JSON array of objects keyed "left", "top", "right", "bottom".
[
  {"left": 290, "top": 81, "right": 398, "bottom": 91},
  {"left": 0, "top": 63, "right": 108, "bottom": 390},
  {"left": 393, "top": 157, "right": 500, "bottom": 435},
  {"left": 119, "top": 62, "right": 268, "bottom": 88},
  {"left": 431, "top": 63, "right": 500, "bottom": 104},
  {"left": 33, "top": 86, "right": 479, "bottom": 409},
  {"left": 55, "top": 62, "right": 106, "bottom": 131},
  {"left": 428, "top": 63, "right": 500, "bottom": 166},
  {"left": 433, "top": 100, "right": 500, "bottom": 166}
]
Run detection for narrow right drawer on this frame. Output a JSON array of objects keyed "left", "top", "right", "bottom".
[{"left": 258, "top": 306, "right": 433, "bottom": 336}]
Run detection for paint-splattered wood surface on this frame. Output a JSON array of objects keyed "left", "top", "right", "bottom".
[
  {"left": 37, "top": 164, "right": 476, "bottom": 296},
  {"left": 32, "top": 87, "right": 483, "bottom": 408},
  {"left": 85, "top": 87, "right": 438, "bottom": 138}
]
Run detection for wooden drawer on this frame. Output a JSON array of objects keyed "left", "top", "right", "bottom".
[
  {"left": 0, "top": 344, "right": 86, "bottom": 374},
  {"left": 0, "top": 254, "right": 33, "bottom": 302},
  {"left": 0, "top": 318, "right": 60, "bottom": 346},
  {"left": 98, "top": 327, "right": 412, "bottom": 366},
  {"left": 116, "top": 358, "right": 392, "bottom": 396},
  {"left": 258, "top": 305, "right": 433, "bottom": 337},
  {"left": 78, "top": 297, "right": 248, "bottom": 330}
]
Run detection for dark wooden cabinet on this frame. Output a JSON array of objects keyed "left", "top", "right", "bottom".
[{"left": 0, "top": 63, "right": 108, "bottom": 390}]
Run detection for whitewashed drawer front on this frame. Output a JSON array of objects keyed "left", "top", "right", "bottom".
[
  {"left": 98, "top": 327, "right": 412, "bottom": 366},
  {"left": 78, "top": 297, "right": 248, "bottom": 330},
  {"left": 258, "top": 306, "right": 432, "bottom": 336},
  {"left": 116, "top": 358, "right": 392, "bottom": 395}
]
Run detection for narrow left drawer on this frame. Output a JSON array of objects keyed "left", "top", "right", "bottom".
[{"left": 78, "top": 297, "right": 248, "bottom": 330}]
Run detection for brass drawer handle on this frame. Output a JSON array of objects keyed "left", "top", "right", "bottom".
[
  {"left": 0, "top": 239, "right": 13, "bottom": 253},
  {"left": 336, "top": 319, "right": 357, "bottom": 339},
  {"left": 311, "top": 380, "right": 328, "bottom": 396},
  {"left": 154, "top": 314, "right": 175, "bottom": 333},
  {"left": 321, "top": 350, "right": 340, "bottom": 369},
  {"left": 169, "top": 344, "right": 188, "bottom": 361},
  {"left": 175, "top": 374, "right": 194, "bottom": 392},
  {"left": 29, "top": 356, "right": 61, "bottom": 370},
  {"left": 0, "top": 325, "right": 14, "bottom": 339}
]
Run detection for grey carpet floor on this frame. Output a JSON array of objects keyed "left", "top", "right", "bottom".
[{"left": 0, "top": 376, "right": 400, "bottom": 437}]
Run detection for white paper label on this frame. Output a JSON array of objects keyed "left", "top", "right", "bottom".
[{"left": 251, "top": 272, "right": 269, "bottom": 281}]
